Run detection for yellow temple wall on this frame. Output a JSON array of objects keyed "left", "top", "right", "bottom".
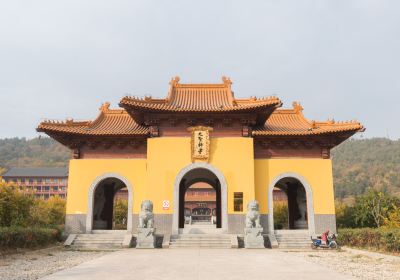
[
  {"left": 66, "top": 159, "right": 147, "bottom": 215},
  {"left": 66, "top": 137, "right": 255, "bottom": 216},
  {"left": 146, "top": 137, "right": 255, "bottom": 214},
  {"left": 254, "top": 158, "right": 336, "bottom": 215}
]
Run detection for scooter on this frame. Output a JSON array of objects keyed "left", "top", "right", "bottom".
[{"left": 311, "top": 231, "right": 340, "bottom": 250}]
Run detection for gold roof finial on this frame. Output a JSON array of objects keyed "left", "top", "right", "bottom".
[
  {"left": 292, "top": 101, "right": 303, "bottom": 113},
  {"left": 100, "top": 102, "right": 111, "bottom": 112},
  {"left": 170, "top": 76, "right": 180, "bottom": 86},
  {"left": 222, "top": 76, "right": 232, "bottom": 86}
]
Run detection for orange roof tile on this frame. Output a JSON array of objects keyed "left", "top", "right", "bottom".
[
  {"left": 252, "top": 102, "right": 365, "bottom": 136},
  {"left": 119, "top": 76, "right": 282, "bottom": 113},
  {"left": 37, "top": 103, "right": 148, "bottom": 136}
]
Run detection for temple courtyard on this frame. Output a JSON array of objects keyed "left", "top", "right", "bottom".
[{"left": 2, "top": 247, "right": 399, "bottom": 280}]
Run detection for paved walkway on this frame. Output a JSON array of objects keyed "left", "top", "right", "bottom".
[{"left": 41, "top": 249, "right": 355, "bottom": 280}]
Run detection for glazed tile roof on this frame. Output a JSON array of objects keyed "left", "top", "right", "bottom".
[
  {"left": 37, "top": 103, "right": 148, "bottom": 136},
  {"left": 119, "top": 76, "right": 282, "bottom": 113},
  {"left": 252, "top": 102, "right": 365, "bottom": 136}
]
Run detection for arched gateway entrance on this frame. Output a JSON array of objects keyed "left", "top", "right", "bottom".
[
  {"left": 172, "top": 163, "right": 228, "bottom": 234},
  {"left": 268, "top": 173, "right": 315, "bottom": 235},
  {"left": 86, "top": 174, "right": 133, "bottom": 233}
]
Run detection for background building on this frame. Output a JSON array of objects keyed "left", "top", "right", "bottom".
[{"left": 2, "top": 167, "right": 68, "bottom": 199}]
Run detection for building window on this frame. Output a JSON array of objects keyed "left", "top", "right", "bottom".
[
  {"left": 37, "top": 178, "right": 42, "bottom": 183},
  {"left": 36, "top": 186, "right": 41, "bottom": 191},
  {"left": 234, "top": 192, "right": 243, "bottom": 212},
  {"left": 45, "top": 178, "right": 52, "bottom": 184},
  {"left": 44, "top": 186, "right": 50, "bottom": 191},
  {"left": 53, "top": 186, "right": 58, "bottom": 191},
  {"left": 20, "top": 178, "right": 25, "bottom": 183}
]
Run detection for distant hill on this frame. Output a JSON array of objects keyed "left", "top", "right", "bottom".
[
  {"left": 0, "top": 137, "right": 399, "bottom": 199},
  {"left": 0, "top": 137, "right": 69, "bottom": 173},
  {"left": 332, "top": 138, "right": 400, "bottom": 199}
]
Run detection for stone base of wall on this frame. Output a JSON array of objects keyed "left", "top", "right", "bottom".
[
  {"left": 227, "top": 214, "right": 245, "bottom": 234},
  {"left": 154, "top": 214, "right": 173, "bottom": 235},
  {"left": 314, "top": 214, "right": 337, "bottom": 234},
  {"left": 260, "top": 214, "right": 269, "bottom": 233},
  {"left": 65, "top": 214, "right": 86, "bottom": 234}
]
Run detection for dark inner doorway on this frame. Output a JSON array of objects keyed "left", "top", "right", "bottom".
[
  {"left": 178, "top": 168, "right": 221, "bottom": 228},
  {"left": 92, "top": 177, "right": 128, "bottom": 230}
]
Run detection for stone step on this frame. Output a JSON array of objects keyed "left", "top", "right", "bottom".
[
  {"left": 170, "top": 237, "right": 231, "bottom": 241},
  {"left": 74, "top": 241, "right": 123, "bottom": 245},
  {"left": 169, "top": 245, "right": 231, "bottom": 248},
  {"left": 170, "top": 233, "right": 232, "bottom": 248},
  {"left": 275, "top": 231, "right": 312, "bottom": 249},
  {"left": 69, "top": 233, "right": 126, "bottom": 250},
  {"left": 170, "top": 240, "right": 231, "bottom": 244},
  {"left": 276, "top": 238, "right": 310, "bottom": 241}
]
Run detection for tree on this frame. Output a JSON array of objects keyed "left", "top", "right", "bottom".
[
  {"left": 383, "top": 205, "right": 400, "bottom": 228},
  {"left": 353, "top": 189, "right": 399, "bottom": 228}
]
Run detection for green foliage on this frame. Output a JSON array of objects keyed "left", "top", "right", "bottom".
[
  {"left": 383, "top": 205, "right": 400, "bottom": 228},
  {"left": 30, "top": 196, "right": 66, "bottom": 227},
  {"left": 273, "top": 201, "right": 288, "bottom": 229},
  {"left": 113, "top": 199, "right": 128, "bottom": 230},
  {"left": 338, "top": 228, "right": 400, "bottom": 253},
  {"left": 0, "top": 183, "right": 65, "bottom": 227},
  {"left": 336, "top": 190, "right": 399, "bottom": 228},
  {"left": 335, "top": 200, "right": 356, "bottom": 228},
  {"left": 0, "top": 226, "right": 62, "bottom": 249},
  {"left": 0, "top": 137, "right": 69, "bottom": 170},
  {"left": 353, "top": 189, "right": 399, "bottom": 228},
  {"left": 332, "top": 138, "right": 400, "bottom": 199},
  {"left": 0, "top": 184, "right": 34, "bottom": 227}
]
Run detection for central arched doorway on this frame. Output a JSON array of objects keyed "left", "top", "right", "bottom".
[
  {"left": 173, "top": 163, "right": 228, "bottom": 234},
  {"left": 181, "top": 180, "right": 220, "bottom": 228}
]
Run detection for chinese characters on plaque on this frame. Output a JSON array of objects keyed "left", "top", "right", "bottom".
[{"left": 188, "top": 126, "right": 213, "bottom": 162}]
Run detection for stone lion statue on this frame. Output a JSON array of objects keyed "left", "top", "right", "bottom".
[
  {"left": 245, "top": 200, "right": 261, "bottom": 228},
  {"left": 139, "top": 200, "right": 154, "bottom": 228}
]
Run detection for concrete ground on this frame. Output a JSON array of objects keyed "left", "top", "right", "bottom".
[{"left": 41, "top": 249, "right": 355, "bottom": 280}]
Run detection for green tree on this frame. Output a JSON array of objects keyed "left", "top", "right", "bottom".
[{"left": 353, "top": 189, "right": 399, "bottom": 228}]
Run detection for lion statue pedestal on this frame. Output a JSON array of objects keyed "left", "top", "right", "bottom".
[
  {"left": 137, "top": 200, "right": 156, "bottom": 249},
  {"left": 244, "top": 200, "right": 264, "bottom": 249}
]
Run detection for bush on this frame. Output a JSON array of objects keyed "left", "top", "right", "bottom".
[
  {"left": 338, "top": 228, "right": 400, "bottom": 253},
  {"left": 0, "top": 183, "right": 66, "bottom": 227},
  {"left": 0, "top": 226, "right": 62, "bottom": 249},
  {"left": 0, "top": 184, "right": 34, "bottom": 227},
  {"left": 273, "top": 201, "right": 288, "bottom": 229},
  {"left": 113, "top": 199, "right": 128, "bottom": 229},
  {"left": 30, "top": 196, "right": 66, "bottom": 227}
]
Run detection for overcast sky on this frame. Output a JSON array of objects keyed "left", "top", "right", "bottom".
[{"left": 0, "top": 1, "right": 399, "bottom": 139}]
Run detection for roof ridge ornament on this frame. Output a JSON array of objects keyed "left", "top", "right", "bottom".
[
  {"left": 100, "top": 102, "right": 111, "bottom": 112},
  {"left": 222, "top": 76, "right": 232, "bottom": 86},
  {"left": 292, "top": 101, "right": 303, "bottom": 113}
]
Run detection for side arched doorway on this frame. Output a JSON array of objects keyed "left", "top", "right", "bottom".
[
  {"left": 173, "top": 163, "right": 228, "bottom": 234},
  {"left": 268, "top": 173, "right": 315, "bottom": 235},
  {"left": 86, "top": 174, "right": 133, "bottom": 233}
]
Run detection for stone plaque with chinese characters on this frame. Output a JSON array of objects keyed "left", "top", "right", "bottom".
[{"left": 188, "top": 126, "right": 213, "bottom": 162}]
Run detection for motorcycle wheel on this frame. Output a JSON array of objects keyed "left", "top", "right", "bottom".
[{"left": 329, "top": 241, "right": 338, "bottom": 249}]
